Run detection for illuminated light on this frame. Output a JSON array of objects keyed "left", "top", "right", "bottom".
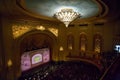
[
  {"left": 81, "top": 47, "right": 85, "bottom": 51},
  {"left": 54, "top": 8, "right": 80, "bottom": 27},
  {"left": 48, "top": 28, "right": 58, "bottom": 37},
  {"left": 115, "top": 45, "right": 120, "bottom": 53},
  {"left": 12, "top": 25, "right": 31, "bottom": 39},
  {"left": 36, "top": 26, "right": 45, "bottom": 31},
  {"left": 21, "top": 48, "right": 50, "bottom": 71},
  {"left": 32, "top": 54, "right": 42, "bottom": 64},
  {"left": 7, "top": 59, "right": 12, "bottom": 67},
  {"left": 34, "top": 56, "right": 41, "bottom": 62},
  {"left": 59, "top": 46, "right": 64, "bottom": 51},
  {"left": 68, "top": 45, "right": 73, "bottom": 50},
  {"left": 81, "top": 44, "right": 86, "bottom": 51}
]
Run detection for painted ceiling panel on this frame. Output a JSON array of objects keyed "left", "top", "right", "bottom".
[{"left": 22, "top": 0, "right": 100, "bottom": 19}]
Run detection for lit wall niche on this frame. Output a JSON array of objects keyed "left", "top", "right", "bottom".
[
  {"left": 79, "top": 33, "right": 87, "bottom": 52},
  {"left": 93, "top": 34, "right": 102, "bottom": 53},
  {"left": 67, "top": 34, "right": 74, "bottom": 50}
]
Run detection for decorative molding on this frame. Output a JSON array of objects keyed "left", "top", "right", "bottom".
[
  {"left": 48, "top": 28, "right": 58, "bottom": 37},
  {"left": 12, "top": 25, "right": 31, "bottom": 39},
  {"left": 12, "top": 24, "right": 58, "bottom": 39},
  {"left": 36, "top": 26, "right": 45, "bottom": 31}
]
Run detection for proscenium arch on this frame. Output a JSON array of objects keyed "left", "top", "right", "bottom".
[
  {"left": 13, "top": 30, "right": 58, "bottom": 78},
  {"left": 20, "top": 31, "right": 56, "bottom": 53}
]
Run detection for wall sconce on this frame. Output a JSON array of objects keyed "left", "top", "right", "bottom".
[
  {"left": 7, "top": 59, "right": 12, "bottom": 68},
  {"left": 59, "top": 46, "right": 64, "bottom": 51}
]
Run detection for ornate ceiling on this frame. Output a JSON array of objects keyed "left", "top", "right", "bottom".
[
  {"left": 19, "top": 0, "right": 100, "bottom": 19},
  {"left": 17, "top": 0, "right": 107, "bottom": 21},
  {"left": 0, "top": 0, "right": 120, "bottom": 23}
]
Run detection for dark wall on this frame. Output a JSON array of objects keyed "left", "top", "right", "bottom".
[{"left": 0, "top": 16, "right": 6, "bottom": 80}]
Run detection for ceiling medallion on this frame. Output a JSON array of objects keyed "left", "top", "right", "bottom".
[{"left": 54, "top": 8, "right": 80, "bottom": 27}]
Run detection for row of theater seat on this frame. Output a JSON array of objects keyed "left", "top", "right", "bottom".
[{"left": 19, "top": 61, "right": 101, "bottom": 80}]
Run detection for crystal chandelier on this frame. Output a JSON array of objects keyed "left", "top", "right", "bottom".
[{"left": 54, "top": 8, "right": 80, "bottom": 27}]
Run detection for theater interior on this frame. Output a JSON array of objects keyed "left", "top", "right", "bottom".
[{"left": 0, "top": 0, "right": 120, "bottom": 80}]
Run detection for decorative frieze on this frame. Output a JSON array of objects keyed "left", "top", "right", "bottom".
[{"left": 12, "top": 25, "right": 58, "bottom": 39}]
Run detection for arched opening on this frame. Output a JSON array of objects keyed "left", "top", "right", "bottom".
[
  {"left": 93, "top": 34, "right": 103, "bottom": 53},
  {"left": 79, "top": 33, "right": 87, "bottom": 52},
  {"left": 20, "top": 32, "right": 56, "bottom": 72},
  {"left": 13, "top": 30, "right": 58, "bottom": 78}
]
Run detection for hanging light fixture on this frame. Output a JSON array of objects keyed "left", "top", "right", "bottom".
[{"left": 54, "top": 8, "right": 80, "bottom": 27}]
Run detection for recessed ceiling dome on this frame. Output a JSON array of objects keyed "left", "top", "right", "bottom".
[{"left": 18, "top": 0, "right": 107, "bottom": 21}]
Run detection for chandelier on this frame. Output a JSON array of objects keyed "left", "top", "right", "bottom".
[{"left": 54, "top": 8, "right": 80, "bottom": 27}]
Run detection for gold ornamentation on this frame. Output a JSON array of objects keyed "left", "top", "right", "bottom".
[
  {"left": 12, "top": 25, "right": 58, "bottom": 39},
  {"left": 36, "top": 26, "right": 45, "bottom": 31},
  {"left": 12, "top": 25, "right": 31, "bottom": 39},
  {"left": 48, "top": 28, "right": 58, "bottom": 37}
]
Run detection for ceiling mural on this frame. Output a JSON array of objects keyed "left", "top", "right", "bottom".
[
  {"left": 2, "top": 0, "right": 120, "bottom": 23},
  {"left": 19, "top": 0, "right": 102, "bottom": 20}
]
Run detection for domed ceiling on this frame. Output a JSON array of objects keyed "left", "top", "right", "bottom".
[{"left": 18, "top": 0, "right": 107, "bottom": 21}]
